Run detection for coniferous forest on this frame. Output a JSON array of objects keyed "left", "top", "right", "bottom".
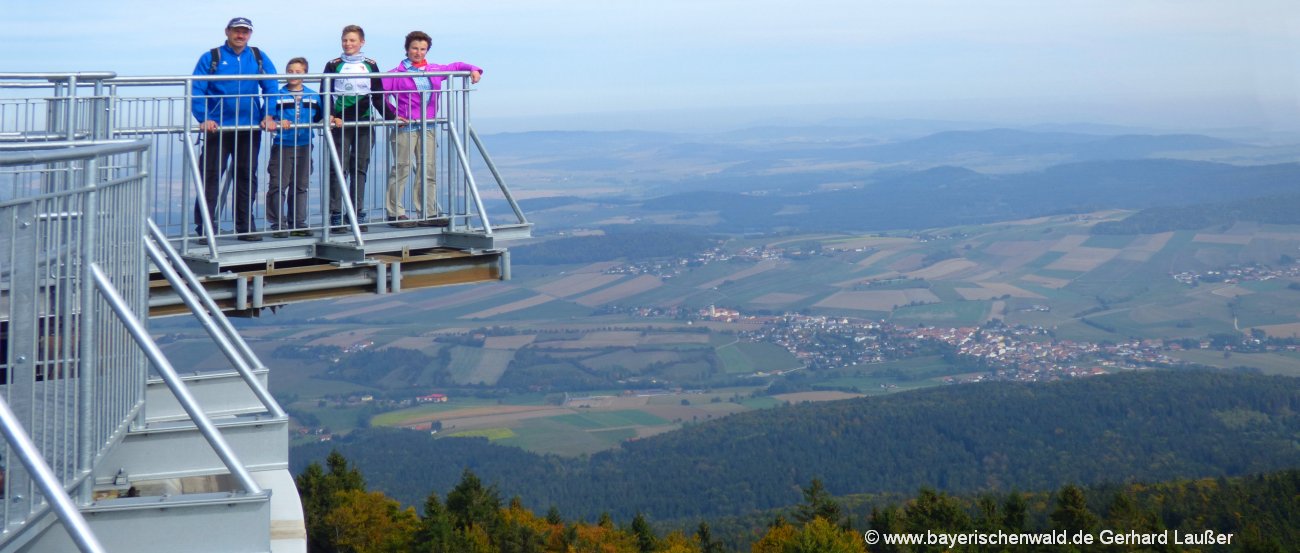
[
  {"left": 292, "top": 371, "right": 1300, "bottom": 525},
  {"left": 297, "top": 451, "right": 1299, "bottom": 552}
]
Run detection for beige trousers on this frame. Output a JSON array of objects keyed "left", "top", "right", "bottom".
[{"left": 385, "top": 129, "right": 438, "bottom": 218}]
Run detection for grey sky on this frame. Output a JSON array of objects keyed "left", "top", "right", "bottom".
[{"left": 9, "top": 0, "right": 1300, "bottom": 131}]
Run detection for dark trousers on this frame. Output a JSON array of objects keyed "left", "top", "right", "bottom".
[
  {"left": 266, "top": 144, "right": 312, "bottom": 230},
  {"left": 195, "top": 129, "right": 262, "bottom": 234},
  {"left": 327, "top": 125, "right": 373, "bottom": 220}
]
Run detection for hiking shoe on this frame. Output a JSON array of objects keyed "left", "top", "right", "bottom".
[
  {"left": 271, "top": 231, "right": 290, "bottom": 238},
  {"left": 417, "top": 217, "right": 450, "bottom": 228},
  {"left": 237, "top": 234, "right": 264, "bottom": 242},
  {"left": 289, "top": 230, "right": 312, "bottom": 237},
  {"left": 387, "top": 215, "right": 416, "bottom": 228}
]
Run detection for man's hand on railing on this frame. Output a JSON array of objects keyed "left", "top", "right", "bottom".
[
  {"left": 260, "top": 116, "right": 277, "bottom": 132},
  {"left": 470, "top": 70, "right": 482, "bottom": 84},
  {"left": 201, "top": 120, "right": 219, "bottom": 132},
  {"left": 330, "top": 116, "right": 343, "bottom": 128}
]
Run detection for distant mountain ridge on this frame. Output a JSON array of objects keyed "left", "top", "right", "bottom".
[
  {"left": 636, "top": 158, "right": 1300, "bottom": 231},
  {"left": 848, "top": 129, "right": 1245, "bottom": 163}
]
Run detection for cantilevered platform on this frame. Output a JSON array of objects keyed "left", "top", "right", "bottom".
[{"left": 150, "top": 222, "right": 530, "bottom": 316}]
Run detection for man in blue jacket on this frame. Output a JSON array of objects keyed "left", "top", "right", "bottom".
[{"left": 191, "top": 17, "right": 279, "bottom": 241}]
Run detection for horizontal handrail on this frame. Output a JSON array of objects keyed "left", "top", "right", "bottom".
[
  {"left": 0, "top": 71, "right": 116, "bottom": 81},
  {"left": 0, "top": 138, "right": 149, "bottom": 166}
]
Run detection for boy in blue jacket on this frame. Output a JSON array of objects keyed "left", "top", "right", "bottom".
[{"left": 267, "top": 57, "right": 323, "bottom": 237}]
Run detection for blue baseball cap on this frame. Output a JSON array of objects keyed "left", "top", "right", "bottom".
[{"left": 227, "top": 17, "right": 253, "bottom": 30}]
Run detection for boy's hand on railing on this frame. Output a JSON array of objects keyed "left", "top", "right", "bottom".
[
  {"left": 201, "top": 120, "right": 218, "bottom": 132},
  {"left": 330, "top": 116, "right": 343, "bottom": 128},
  {"left": 279, "top": 119, "right": 293, "bottom": 130},
  {"left": 260, "top": 116, "right": 278, "bottom": 132}
]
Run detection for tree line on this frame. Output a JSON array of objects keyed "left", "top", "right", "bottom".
[
  {"left": 296, "top": 451, "right": 1297, "bottom": 552},
  {"left": 292, "top": 370, "right": 1300, "bottom": 522}
]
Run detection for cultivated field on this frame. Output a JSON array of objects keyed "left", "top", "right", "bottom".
[
  {"left": 574, "top": 275, "right": 663, "bottom": 306},
  {"left": 696, "top": 259, "right": 785, "bottom": 289},
  {"left": 641, "top": 332, "right": 710, "bottom": 345},
  {"left": 533, "top": 273, "right": 624, "bottom": 298},
  {"left": 1045, "top": 247, "right": 1120, "bottom": 272},
  {"left": 815, "top": 289, "right": 941, "bottom": 311},
  {"left": 306, "top": 328, "right": 380, "bottom": 347},
  {"left": 462, "top": 294, "right": 556, "bottom": 319},
  {"left": 954, "top": 283, "right": 1045, "bottom": 300},
  {"left": 750, "top": 292, "right": 809, "bottom": 306},
  {"left": 1193, "top": 233, "right": 1253, "bottom": 245},
  {"left": 1020, "top": 274, "right": 1071, "bottom": 289},
  {"left": 483, "top": 335, "right": 538, "bottom": 349},
  {"left": 856, "top": 249, "right": 901, "bottom": 269},
  {"left": 1255, "top": 322, "right": 1300, "bottom": 339},
  {"left": 1049, "top": 235, "right": 1090, "bottom": 252},
  {"left": 905, "top": 258, "right": 978, "bottom": 280},
  {"left": 323, "top": 300, "right": 409, "bottom": 320},
  {"left": 772, "top": 391, "right": 863, "bottom": 403},
  {"left": 537, "top": 330, "right": 644, "bottom": 349}
]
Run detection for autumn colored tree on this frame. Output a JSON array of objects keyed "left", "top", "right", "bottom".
[
  {"left": 495, "top": 497, "right": 549, "bottom": 553},
  {"left": 297, "top": 450, "right": 368, "bottom": 553},
  {"left": 753, "top": 517, "right": 865, "bottom": 553},
  {"left": 321, "top": 489, "right": 419, "bottom": 553},
  {"left": 751, "top": 521, "right": 797, "bottom": 553},
  {"left": 572, "top": 520, "right": 640, "bottom": 552},
  {"left": 657, "top": 531, "right": 703, "bottom": 553}
]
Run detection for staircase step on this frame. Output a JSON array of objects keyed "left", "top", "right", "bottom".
[
  {"left": 144, "top": 369, "right": 271, "bottom": 423},
  {"left": 24, "top": 492, "right": 273, "bottom": 553},
  {"left": 94, "top": 415, "right": 288, "bottom": 485}
]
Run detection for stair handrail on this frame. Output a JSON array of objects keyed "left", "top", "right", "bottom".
[
  {"left": 90, "top": 264, "right": 264, "bottom": 495},
  {"left": 145, "top": 219, "right": 287, "bottom": 418}
]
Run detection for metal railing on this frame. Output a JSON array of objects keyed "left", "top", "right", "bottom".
[
  {"left": 2, "top": 71, "right": 529, "bottom": 262},
  {"left": 0, "top": 138, "right": 153, "bottom": 551}
]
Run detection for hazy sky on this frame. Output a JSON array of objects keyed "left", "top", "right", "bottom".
[{"left": 9, "top": 0, "right": 1300, "bottom": 132}]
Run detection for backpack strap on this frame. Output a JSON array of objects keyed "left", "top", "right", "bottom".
[{"left": 208, "top": 46, "right": 265, "bottom": 74}]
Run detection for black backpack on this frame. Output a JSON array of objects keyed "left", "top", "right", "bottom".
[{"left": 208, "top": 46, "right": 265, "bottom": 74}]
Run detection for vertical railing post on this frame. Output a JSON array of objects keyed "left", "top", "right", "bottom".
[
  {"left": 6, "top": 201, "right": 38, "bottom": 526},
  {"left": 183, "top": 77, "right": 195, "bottom": 246},
  {"left": 76, "top": 149, "right": 99, "bottom": 504},
  {"left": 64, "top": 75, "right": 78, "bottom": 141}
]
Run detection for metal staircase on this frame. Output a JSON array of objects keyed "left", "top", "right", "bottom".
[{"left": 0, "top": 70, "right": 527, "bottom": 552}]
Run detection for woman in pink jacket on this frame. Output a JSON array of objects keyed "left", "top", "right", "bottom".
[{"left": 382, "top": 30, "right": 482, "bottom": 228}]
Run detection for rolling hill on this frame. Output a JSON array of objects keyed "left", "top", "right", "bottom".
[{"left": 292, "top": 370, "right": 1300, "bottom": 520}]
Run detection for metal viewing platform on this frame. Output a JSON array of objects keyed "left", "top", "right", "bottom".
[{"left": 0, "top": 70, "right": 528, "bottom": 552}]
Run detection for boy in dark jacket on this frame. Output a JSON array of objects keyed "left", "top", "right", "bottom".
[{"left": 323, "top": 24, "right": 393, "bottom": 229}]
